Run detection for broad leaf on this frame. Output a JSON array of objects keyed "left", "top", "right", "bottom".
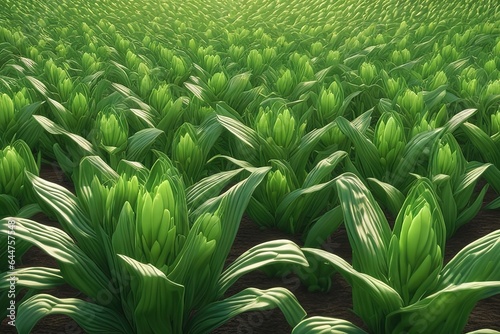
[
  {"left": 386, "top": 282, "right": 500, "bottom": 334},
  {"left": 188, "top": 287, "right": 306, "bottom": 334},
  {"left": 437, "top": 230, "right": 500, "bottom": 288},
  {"left": 292, "top": 316, "right": 368, "bottom": 334},
  {"left": 0, "top": 218, "right": 113, "bottom": 303},
  {"left": 17, "top": 294, "right": 132, "bottom": 334},
  {"left": 126, "top": 128, "right": 164, "bottom": 161},
  {"left": 118, "top": 255, "right": 185, "bottom": 334},
  {"left": 303, "top": 248, "right": 403, "bottom": 333},
  {"left": 217, "top": 240, "right": 309, "bottom": 297},
  {"left": 335, "top": 173, "right": 391, "bottom": 279}
]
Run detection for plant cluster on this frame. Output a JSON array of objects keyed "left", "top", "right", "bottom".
[{"left": 0, "top": 0, "right": 499, "bottom": 332}]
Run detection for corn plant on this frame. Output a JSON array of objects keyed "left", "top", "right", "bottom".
[
  {"left": 185, "top": 69, "right": 262, "bottom": 114},
  {"left": 0, "top": 156, "right": 309, "bottom": 333},
  {"left": 0, "top": 90, "right": 44, "bottom": 147},
  {"left": 217, "top": 102, "right": 341, "bottom": 175},
  {"left": 0, "top": 140, "right": 41, "bottom": 319},
  {"left": 301, "top": 173, "right": 500, "bottom": 334},
  {"left": 215, "top": 150, "right": 348, "bottom": 234},
  {"left": 459, "top": 120, "right": 500, "bottom": 208},
  {"left": 428, "top": 133, "right": 491, "bottom": 236},
  {"left": 0, "top": 140, "right": 40, "bottom": 218}
]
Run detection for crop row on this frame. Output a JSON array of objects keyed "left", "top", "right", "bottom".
[{"left": 0, "top": 0, "right": 499, "bottom": 333}]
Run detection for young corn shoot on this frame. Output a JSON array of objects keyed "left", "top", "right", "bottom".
[
  {"left": 302, "top": 173, "right": 500, "bottom": 334},
  {"left": 2, "top": 156, "right": 308, "bottom": 333}
]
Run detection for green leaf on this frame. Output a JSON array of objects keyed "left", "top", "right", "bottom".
[
  {"left": 444, "top": 108, "right": 477, "bottom": 133},
  {"left": 386, "top": 282, "right": 500, "bottom": 334},
  {"left": 461, "top": 122, "right": 500, "bottom": 167},
  {"left": 112, "top": 82, "right": 152, "bottom": 112},
  {"left": 207, "top": 166, "right": 271, "bottom": 279},
  {"left": 188, "top": 287, "right": 306, "bottom": 334},
  {"left": 304, "top": 205, "right": 343, "bottom": 247},
  {"left": 437, "top": 230, "right": 500, "bottom": 288},
  {"left": 336, "top": 116, "right": 383, "bottom": 179},
  {"left": 126, "top": 128, "right": 164, "bottom": 161},
  {"left": 112, "top": 202, "right": 136, "bottom": 259},
  {"left": 335, "top": 173, "right": 391, "bottom": 279},
  {"left": 11, "top": 139, "right": 39, "bottom": 175},
  {"left": 455, "top": 162, "right": 491, "bottom": 195},
  {"left": 186, "top": 166, "right": 270, "bottom": 308},
  {"left": 483, "top": 165, "right": 500, "bottom": 194},
  {"left": 216, "top": 114, "right": 260, "bottom": 148},
  {"left": 17, "top": 294, "right": 132, "bottom": 334},
  {"left": 303, "top": 248, "right": 403, "bottom": 333},
  {"left": 77, "top": 155, "right": 119, "bottom": 190},
  {"left": 33, "top": 115, "right": 97, "bottom": 154},
  {"left": 292, "top": 316, "right": 368, "bottom": 334},
  {"left": 52, "top": 143, "right": 79, "bottom": 176},
  {"left": 391, "top": 128, "right": 443, "bottom": 188},
  {"left": 197, "top": 114, "right": 224, "bottom": 154},
  {"left": 0, "top": 218, "right": 113, "bottom": 303},
  {"left": 15, "top": 204, "right": 42, "bottom": 219},
  {"left": 289, "top": 121, "right": 337, "bottom": 175},
  {"left": 222, "top": 72, "right": 252, "bottom": 106},
  {"left": 455, "top": 184, "right": 488, "bottom": 230},
  {"left": 275, "top": 177, "right": 337, "bottom": 233},
  {"left": 302, "top": 151, "right": 347, "bottom": 188},
  {"left": 185, "top": 81, "right": 216, "bottom": 104},
  {"left": 0, "top": 195, "right": 19, "bottom": 218},
  {"left": 0, "top": 267, "right": 63, "bottom": 290},
  {"left": 9, "top": 101, "right": 45, "bottom": 147},
  {"left": 186, "top": 168, "right": 244, "bottom": 209},
  {"left": 26, "top": 172, "right": 105, "bottom": 265},
  {"left": 422, "top": 85, "right": 448, "bottom": 111},
  {"left": 217, "top": 239, "right": 309, "bottom": 297},
  {"left": 485, "top": 196, "right": 500, "bottom": 209},
  {"left": 116, "top": 159, "right": 149, "bottom": 184},
  {"left": 118, "top": 255, "right": 185, "bottom": 334},
  {"left": 367, "top": 178, "right": 405, "bottom": 217},
  {"left": 246, "top": 196, "right": 276, "bottom": 228}
]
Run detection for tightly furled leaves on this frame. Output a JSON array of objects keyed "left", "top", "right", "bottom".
[
  {"left": 135, "top": 177, "right": 188, "bottom": 269},
  {"left": 255, "top": 105, "right": 306, "bottom": 149},
  {"left": 96, "top": 108, "right": 129, "bottom": 151},
  {"left": 374, "top": 112, "right": 406, "bottom": 171},
  {"left": 0, "top": 94, "right": 14, "bottom": 132}
]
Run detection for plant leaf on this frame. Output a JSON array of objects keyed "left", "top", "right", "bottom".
[
  {"left": 461, "top": 122, "right": 500, "bottom": 167},
  {"left": 336, "top": 116, "right": 383, "bottom": 179},
  {"left": 0, "top": 267, "right": 63, "bottom": 290},
  {"left": 17, "top": 294, "right": 132, "bottom": 334},
  {"left": 444, "top": 108, "right": 477, "bottom": 133},
  {"left": 118, "top": 254, "right": 185, "bottom": 334},
  {"left": 217, "top": 239, "right": 309, "bottom": 297},
  {"left": 335, "top": 173, "right": 391, "bottom": 279},
  {"left": 367, "top": 178, "right": 405, "bottom": 217},
  {"left": 126, "top": 128, "right": 164, "bottom": 162},
  {"left": 303, "top": 248, "right": 403, "bottom": 333},
  {"left": 437, "top": 230, "right": 500, "bottom": 288},
  {"left": 386, "top": 282, "right": 500, "bottom": 334},
  {"left": 391, "top": 128, "right": 443, "bottom": 188},
  {"left": 0, "top": 218, "right": 113, "bottom": 302},
  {"left": 26, "top": 172, "right": 105, "bottom": 266},
  {"left": 304, "top": 205, "right": 344, "bottom": 247},
  {"left": 292, "top": 316, "right": 368, "bottom": 334},
  {"left": 33, "top": 115, "right": 96, "bottom": 154},
  {"left": 188, "top": 287, "right": 306, "bottom": 334}
]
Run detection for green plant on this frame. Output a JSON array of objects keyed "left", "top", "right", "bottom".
[
  {"left": 301, "top": 173, "right": 500, "bottom": 333},
  {"left": 0, "top": 156, "right": 309, "bottom": 333}
]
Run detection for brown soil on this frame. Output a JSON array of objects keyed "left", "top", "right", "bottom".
[{"left": 1, "top": 164, "right": 499, "bottom": 333}]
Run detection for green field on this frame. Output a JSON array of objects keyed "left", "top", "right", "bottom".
[{"left": 1, "top": 0, "right": 500, "bottom": 333}]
